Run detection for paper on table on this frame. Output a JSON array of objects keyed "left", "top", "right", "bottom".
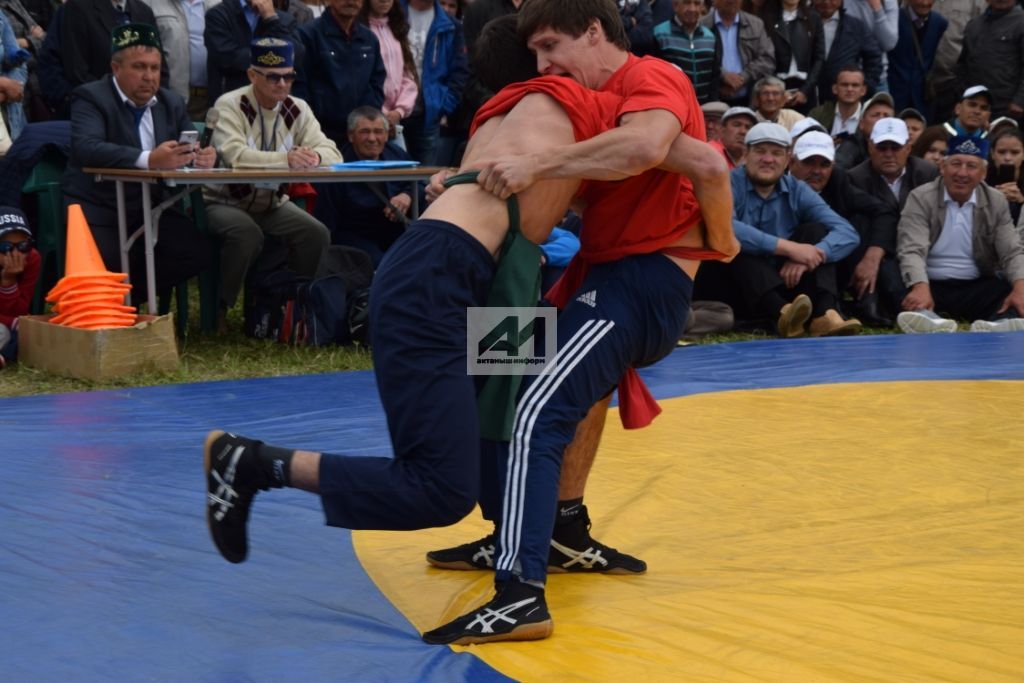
[{"left": 330, "top": 160, "right": 421, "bottom": 170}]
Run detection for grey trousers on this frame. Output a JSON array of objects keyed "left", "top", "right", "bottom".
[{"left": 205, "top": 201, "right": 330, "bottom": 309}]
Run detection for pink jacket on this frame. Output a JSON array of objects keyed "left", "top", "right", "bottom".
[{"left": 367, "top": 16, "right": 419, "bottom": 119}]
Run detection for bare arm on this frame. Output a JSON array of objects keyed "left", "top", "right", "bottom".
[
  {"left": 475, "top": 108, "right": 681, "bottom": 199},
  {"left": 659, "top": 134, "right": 739, "bottom": 261}
]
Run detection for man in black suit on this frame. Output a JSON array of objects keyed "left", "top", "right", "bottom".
[
  {"left": 61, "top": 23, "right": 214, "bottom": 305},
  {"left": 811, "top": 0, "right": 883, "bottom": 103},
  {"left": 59, "top": 0, "right": 169, "bottom": 92},
  {"left": 847, "top": 117, "right": 939, "bottom": 320},
  {"left": 204, "top": 0, "right": 302, "bottom": 104}
]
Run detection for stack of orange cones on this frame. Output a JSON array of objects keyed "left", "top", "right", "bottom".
[{"left": 46, "top": 204, "right": 137, "bottom": 329}]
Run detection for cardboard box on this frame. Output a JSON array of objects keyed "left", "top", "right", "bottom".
[{"left": 18, "top": 314, "right": 180, "bottom": 381}]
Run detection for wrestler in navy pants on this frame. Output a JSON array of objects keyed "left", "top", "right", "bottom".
[
  {"left": 493, "top": 253, "right": 693, "bottom": 583},
  {"left": 316, "top": 219, "right": 497, "bottom": 530}
]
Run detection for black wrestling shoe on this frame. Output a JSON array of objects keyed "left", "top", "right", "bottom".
[
  {"left": 548, "top": 506, "right": 647, "bottom": 574},
  {"left": 421, "top": 581, "right": 553, "bottom": 645},
  {"left": 426, "top": 533, "right": 498, "bottom": 570},
  {"left": 204, "top": 430, "right": 266, "bottom": 563}
]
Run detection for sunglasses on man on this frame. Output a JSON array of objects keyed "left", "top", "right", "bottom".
[
  {"left": 0, "top": 240, "right": 34, "bottom": 254},
  {"left": 253, "top": 69, "right": 298, "bottom": 84}
]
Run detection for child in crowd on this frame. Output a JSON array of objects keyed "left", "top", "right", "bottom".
[{"left": 0, "top": 206, "right": 39, "bottom": 367}]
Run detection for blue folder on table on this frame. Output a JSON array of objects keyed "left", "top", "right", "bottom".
[{"left": 331, "top": 160, "right": 421, "bottom": 170}]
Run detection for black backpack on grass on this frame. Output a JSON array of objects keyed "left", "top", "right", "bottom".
[{"left": 243, "top": 269, "right": 309, "bottom": 342}]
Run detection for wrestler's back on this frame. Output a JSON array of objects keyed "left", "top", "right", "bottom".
[{"left": 422, "top": 94, "right": 581, "bottom": 257}]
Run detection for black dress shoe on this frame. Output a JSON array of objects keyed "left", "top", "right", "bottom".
[{"left": 851, "top": 293, "right": 893, "bottom": 327}]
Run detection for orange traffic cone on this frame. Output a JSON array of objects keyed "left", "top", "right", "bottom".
[{"left": 46, "top": 204, "right": 137, "bottom": 329}]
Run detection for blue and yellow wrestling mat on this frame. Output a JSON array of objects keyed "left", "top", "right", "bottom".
[{"left": 2, "top": 334, "right": 1022, "bottom": 681}]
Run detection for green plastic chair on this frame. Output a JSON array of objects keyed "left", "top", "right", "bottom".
[{"left": 22, "top": 148, "right": 69, "bottom": 313}]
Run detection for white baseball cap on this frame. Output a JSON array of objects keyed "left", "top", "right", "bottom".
[
  {"left": 722, "top": 106, "right": 759, "bottom": 125},
  {"left": 745, "top": 122, "right": 791, "bottom": 147},
  {"left": 870, "top": 117, "right": 909, "bottom": 146},
  {"left": 790, "top": 117, "right": 827, "bottom": 140},
  {"left": 793, "top": 131, "right": 836, "bottom": 161}
]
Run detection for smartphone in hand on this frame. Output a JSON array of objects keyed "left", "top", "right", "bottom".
[
  {"left": 995, "top": 164, "right": 1017, "bottom": 186},
  {"left": 178, "top": 130, "right": 199, "bottom": 148}
]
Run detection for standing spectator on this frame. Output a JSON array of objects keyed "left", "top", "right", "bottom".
[
  {"left": 204, "top": 38, "right": 341, "bottom": 332},
  {"left": 788, "top": 130, "right": 900, "bottom": 325},
  {"left": 59, "top": 0, "right": 165, "bottom": 92},
  {"left": 61, "top": 23, "right": 213, "bottom": 305},
  {"left": 888, "top": 0, "right": 947, "bottom": 122},
  {"left": 361, "top": 0, "right": 419, "bottom": 151},
  {"left": 400, "top": 0, "right": 468, "bottom": 165},
  {"left": 710, "top": 105, "right": 758, "bottom": 167},
  {"left": 812, "top": 0, "right": 882, "bottom": 103},
  {"left": 204, "top": 0, "right": 302, "bottom": 104},
  {"left": 751, "top": 75, "right": 805, "bottom": 130},
  {"left": 701, "top": 0, "right": 775, "bottom": 107},
  {"left": 460, "top": 0, "right": 520, "bottom": 51},
  {"left": 911, "top": 124, "right": 948, "bottom": 165},
  {"left": 0, "top": 9, "right": 27, "bottom": 137},
  {"left": 944, "top": 85, "right": 991, "bottom": 139},
  {"left": 986, "top": 127, "right": 1024, "bottom": 223},
  {"left": 277, "top": 0, "right": 314, "bottom": 25},
  {"left": 142, "top": 0, "right": 219, "bottom": 120},
  {"left": 841, "top": 0, "right": 897, "bottom": 90},
  {"left": 834, "top": 90, "right": 893, "bottom": 169},
  {"left": 2, "top": 0, "right": 46, "bottom": 122},
  {"left": 763, "top": 0, "right": 824, "bottom": 113},
  {"left": 649, "top": 0, "right": 674, "bottom": 25},
  {"left": 618, "top": 0, "right": 654, "bottom": 55},
  {"left": 653, "top": 0, "right": 721, "bottom": 104},
  {"left": 927, "top": 0, "right": 986, "bottom": 124},
  {"left": 955, "top": 0, "right": 1024, "bottom": 121},
  {"left": 808, "top": 64, "right": 866, "bottom": 138},
  {"left": 32, "top": 5, "right": 72, "bottom": 119},
  {"left": 697, "top": 122, "right": 861, "bottom": 337},
  {"left": 896, "top": 135, "right": 1024, "bottom": 333},
  {"left": 293, "top": 0, "right": 385, "bottom": 148},
  {"left": 0, "top": 206, "right": 37, "bottom": 368}
]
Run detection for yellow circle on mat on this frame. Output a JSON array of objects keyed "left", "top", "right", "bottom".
[{"left": 353, "top": 381, "right": 1024, "bottom": 682}]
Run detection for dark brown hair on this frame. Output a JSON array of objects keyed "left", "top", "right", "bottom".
[
  {"left": 517, "top": 0, "right": 629, "bottom": 52},
  {"left": 360, "top": 0, "right": 419, "bottom": 85},
  {"left": 474, "top": 15, "right": 538, "bottom": 92}
]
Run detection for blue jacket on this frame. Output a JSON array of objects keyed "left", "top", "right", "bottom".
[
  {"left": 888, "top": 8, "right": 947, "bottom": 120},
  {"left": 400, "top": 0, "right": 469, "bottom": 127},
  {"left": 730, "top": 167, "right": 859, "bottom": 262},
  {"left": 295, "top": 13, "right": 386, "bottom": 145}
]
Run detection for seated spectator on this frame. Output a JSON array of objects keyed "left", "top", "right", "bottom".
[
  {"left": 911, "top": 124, "right": 948, "bottom": 165},
  {"left": 61, "top": 23, "right": 212, "bottom": 306},
  {"left": 361, "top": 0, "right": 419, "bottom": 151},
  {"left": 762, "top": 0, "right": 824, "bottom": 113},
  {"left": 204, "top": 0, "right": 302, "bottom": 104},
  {"left": 789, "top": 115, "right": 827, "bottom": 141},
  {"left": 751, "top": 75, "right": 804, "bottom": 130},
  {"left": 849, "top": 117, "right": 939, "bottom": 217},
  {"left": 295, "top": 0, "right": 385, "bottom": 148},
  {"left": 710, "top": 105, "right": 758, "bottom": 168},
  {"left": 59, "top": 0, "right": 165, "bottom": 95},
  {"left": 619, "top": 0, "right": 654, "bottom": 55},
  {"left": 896, "top": 135, "right": 1024, "bottom": 333},
  {"left": 890, "top": 0, "right": 947, "bottom": 122},
  {"left": 812, "top": 0, "right": 882, "bottom": 104},
  {"left": 314, "top": 106, "right": 420, "bottom": 267},
  {"left": 204, "top": 38, "right": 341, "bottom": 333},
  {"left": 789, "top": 130, "right": 900, "bottom": 326},
  {"left": 701, "top": 101, "right": 729, "bottom": 141},
  {"left": 701, "top": 0, "right": 775, "bottom": 107},
  {"left": 986, "top": 127, "right": 1024, "bottom": 224},
  {"left": 143, "top": 0, "right": 218, "bottom": 121},
  {"left": 943, "top": 85, "right": 991, "bottom": 139},
  {"left": 808, "top": 65, "right": 866, "bottom": 139},
  {"left": 653, "top": 0, "right": 721, "bottom": 104},
  {"left": 694, "top": 122, "right": 861, "bottom": 337},
  {"left": 0, "top": 205, "right": 37, "bottom": 368},
  {"left": 834, "top": 91, "right": 894, "bottom": 170},
  {"left": 899, "top": 108, "right": 926, "bottom": 147}
]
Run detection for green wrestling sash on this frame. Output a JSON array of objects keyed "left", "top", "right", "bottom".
[{"left": 442, "top": 171, "right": 542, "bottom": 441}]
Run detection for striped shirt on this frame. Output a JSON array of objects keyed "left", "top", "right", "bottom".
[{"left": 653, "top": 19, "right": 719, "bottom": 104}]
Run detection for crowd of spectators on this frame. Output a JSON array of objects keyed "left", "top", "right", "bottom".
[{"left": 0, "top": 0, "right": 1022, "bottom": 341}]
